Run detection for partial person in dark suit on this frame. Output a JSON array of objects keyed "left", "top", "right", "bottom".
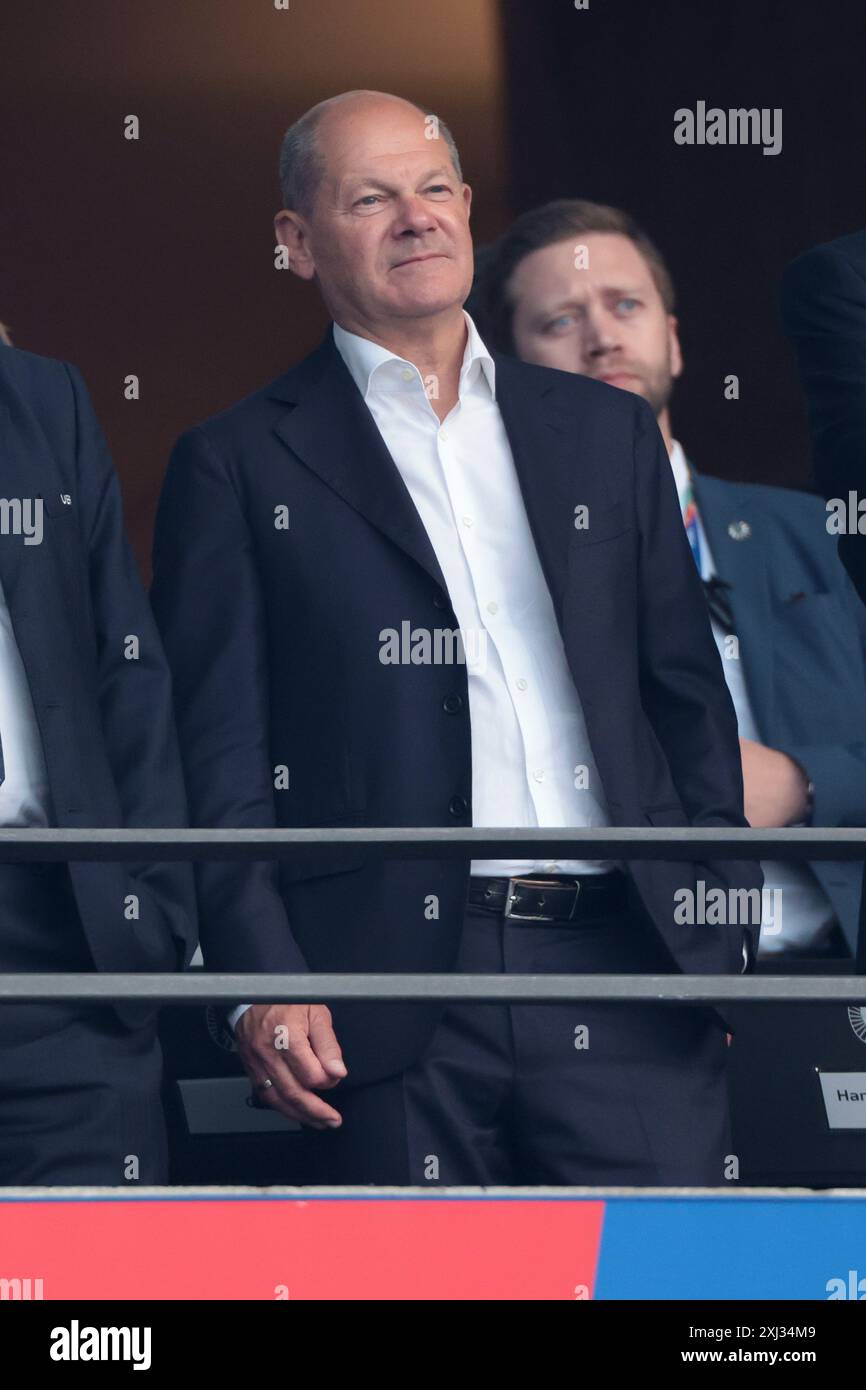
[
  {"left": 781, "top": 229, "right": 866, "bottom": 972},
  {"left": 469, "top": 199, "right": 866, "bottom": 963},
  {"left": 153, "top": 91, "right": 759, "bottom": 1187},
  {"left": 781, "top": 230, "right": 866, "bottom": 608},
  {"left": 0, "top": 347, "right": 196, "bottom": 1184}
]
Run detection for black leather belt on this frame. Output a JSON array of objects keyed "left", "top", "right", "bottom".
[{"left": 468, "top": 871, "right": 628, "bottom": 923}]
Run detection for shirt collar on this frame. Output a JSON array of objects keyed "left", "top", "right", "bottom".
[
  {"left": 668, "top": 439, "right": 691, "bottom": 512},
  {"left": 332, "top": 310, "right": 496, "bottom": 403}
]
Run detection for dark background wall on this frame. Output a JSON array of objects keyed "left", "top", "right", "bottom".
[
  {"left": 499, "top": 0, "right": 866, "bottom": 491},
  {"left": 0, "top": 0, "right": 506, "bottom": 575},
  {"left": 1, "top": 0, "right": 864, "bottom": 575}
]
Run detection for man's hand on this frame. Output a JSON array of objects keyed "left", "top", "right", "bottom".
[
  {"left": 739, "top": 737, "right": 810, "bottom": 827},
  {"left": 235, "top": 1003, "right": 347, "bottom": 1129}
]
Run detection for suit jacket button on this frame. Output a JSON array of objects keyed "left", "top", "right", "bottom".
[
  {"left": 449, "top": 794, "right": 469, "bottom": 817},
  {"left": 442, "top": 693, "right": 463, "bottom": 714}
]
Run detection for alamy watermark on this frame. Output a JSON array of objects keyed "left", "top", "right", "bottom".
[
  {"left": 379, "top": 622, "right": 487, "bottom": 672},
  {"left": 826, "top": 492, "right": 866, "bottom": 534},
  {"left": 674, "top": 102, "right": 782, "bottom": 156},
  {"left": 50, "top": 1320, "right": 151, "bottom": 1369},
  {"left": 0, "top": 497, "right": 43, "bottom": 545},
  {"left": 674, "top": 879, "right": 781, "bottom": 934},
  {"left": 0, "top": 1276, "right": 43, "bottom": 1299}
]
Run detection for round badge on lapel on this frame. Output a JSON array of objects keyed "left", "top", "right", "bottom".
[{"left": 727, "top": 520, "right": 751, "bottom": 540}]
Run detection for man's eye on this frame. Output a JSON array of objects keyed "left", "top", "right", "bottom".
[
  {"left": 426, "top": 185, "right": 451, "bottom": 195},
  {"left": 355, "top": 194, "right": 382, "bottom": 208},
  {"left": 544, "top": 315, "right": 576, "bottom": 333},
  {"left": 616, "top": 297, "right": 640, "bottom": 313}
]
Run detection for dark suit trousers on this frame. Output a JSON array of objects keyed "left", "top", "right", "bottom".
[
  {"left": 0, "top": 863, "right": 167, "bottom": 1185},
  {"left": 307, "top": 891, "right": 732, "bottom": 1186}
]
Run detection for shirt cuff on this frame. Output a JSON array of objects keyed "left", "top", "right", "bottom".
[{"left": 227, "top": 1003, "right": 252, "bottom": 1031}]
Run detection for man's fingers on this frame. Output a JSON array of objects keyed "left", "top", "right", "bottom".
[
  {"left": 249, "top": 1069, "right": 343, "bottom": 1129},
  {"left": 308, "top": 1005, "right": 348, "bottom": 1080},
  {"left": 264, "top": 1009, "right": 346, "bottom": 1089},
  {"left": 236, "top": 1004, "right": 347, "bottom": 1128},
  {"left": 273, "top": 1025, "right": 335, "bottom": 1089},
  {"left": 244, "top": 1008, "right": 335, "bottom": 1089}
]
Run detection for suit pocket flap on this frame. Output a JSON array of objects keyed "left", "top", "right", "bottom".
[
  {"left": 279, "top": 846, "right": 368, "bottom": 884},
  {"left": 571, "top": 500, "right": 630, "bottom": 547},
  {"left": 644, "top": 803, "right": 687, "bottom": 826}
]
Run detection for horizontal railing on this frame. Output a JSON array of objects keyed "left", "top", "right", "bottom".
[
  {"left": 0, "top": 973, "right": 862, "bottom": 1003},
  {"left": 0, "top": 825, "right": 862, "bottom": 859},
  {"left": 0, "top": 828, "right": 861, "bottom": 1003}
]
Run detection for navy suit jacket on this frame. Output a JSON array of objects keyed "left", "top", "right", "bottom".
[
  {"left": 781, "top": 229, "right": 866, "bottom": 605},
  {"left": 0, "top": 347, "right": 196, "bottom": 1025},
  {"left": 152, "top": 329, "right": 762, "bottom": 1086},
  {"left": 692, "top": 467, "right": 866, "bottom": 956}
]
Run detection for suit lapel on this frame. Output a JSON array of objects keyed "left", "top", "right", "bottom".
[
  {"left": 0, "top": 403, "right": 30, "bottom": 604},
  {"left": 270, "top": 335, "right": 583, "bottom": 653},
  {"left": 270, "top": 331, "right": 448, "bottom": 593},
  {"left": 491, "top": 353, "right": 574, "bottom": 619},
  {"left": 691, "top": 469, "right": 776, "bottom": 738}
]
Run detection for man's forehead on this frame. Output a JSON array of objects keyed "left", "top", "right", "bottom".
[
  {"left": 518, "top": 236, "right": 654, "bottom": 295},
  {"left": 320, "top": 109, "right": 435, "bottom": 169},
  {"left": 547, "top": 235, "right": 649, "bottom": 274}
]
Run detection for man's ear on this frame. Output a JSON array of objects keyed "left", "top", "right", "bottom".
[
  {"left": 668, "top": 314, "right": 683, "bottom": 380},
  {"left": 275, "top": 209, "right": 316, "bottom": 281}
]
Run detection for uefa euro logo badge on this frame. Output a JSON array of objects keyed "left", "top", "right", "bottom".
[
  {"left": 847, "top": 1006, "right": 866, "bottom": 1044},
  {"left": 205, "top": 1004, "right": 237, "bottom": 1053}
]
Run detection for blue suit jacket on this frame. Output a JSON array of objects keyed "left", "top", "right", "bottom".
[
  {"left": 0, "top": 347, "right": 196, "bottom": 1024},
  {"left": 692, "top": 467, "right": 866, "bottom": 956},
  {"left": 152, "top": 330, "right": 762, "bottom": 1085}
]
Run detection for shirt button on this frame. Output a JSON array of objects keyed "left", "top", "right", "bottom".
[
  {"left": 462, "top": 515, "right": 473, "bottom": 527},
  {"left": 400, "top": 368, "right": 413, "bottom": 381},
  {"left": 544, "top": 862, "right": 559, "bottom": 873},
  {"left": 439, "top": 429, "right": 448, "bottom": 442},
  {"left": 486, "top": 601, "right": 498, "bottom": 614},
  {"left": 516, "top": 677, "right": 528, "bottom": 691},
  {"left": 533, "top": 769, "right": 545, "bottom": 783}
]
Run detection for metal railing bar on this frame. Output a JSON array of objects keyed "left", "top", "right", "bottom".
[
  {"left": 0, "top": 973, "right": 862, "bottom": 1003},
  {"left": 0, "top": 827, "right": 864, "bottom": 860}
]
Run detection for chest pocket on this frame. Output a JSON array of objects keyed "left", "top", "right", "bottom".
[
  {"left": 39, "top": 492, "right": 76, "bottom": 517},
  {"left": 570, "top": 500, "right": 631, "bottom": 548},
  {"left": 771, "top": 588, "right": 866, "bottom": 731},
  {"left": 35, "top": 492, "right": 80, "bottom": 546}
]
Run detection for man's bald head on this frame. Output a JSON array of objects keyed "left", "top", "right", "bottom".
[
  {"left": 278, "top": 90, "right": 462, "bottom": 218},
  {"left": 274, "top": 89, "right": 473, "bottom": 338}
]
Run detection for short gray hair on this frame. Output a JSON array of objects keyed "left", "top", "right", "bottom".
[{"left": 278, "top": 92, "right": 463, "bottom": 217}]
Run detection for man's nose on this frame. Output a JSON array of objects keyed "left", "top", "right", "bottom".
[
  {"left": 585, "top": 309, "right": 622, "bottom": 357},
  {"left": 393, "top": 194, "right": 438, "bottom": 235}
]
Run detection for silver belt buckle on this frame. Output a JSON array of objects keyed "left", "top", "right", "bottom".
[{"left": 503, "top": 876, "right": 581, "bottom": 921}]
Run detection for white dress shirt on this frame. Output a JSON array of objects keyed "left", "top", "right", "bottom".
[
  {"left": 670, "top": 441, "right": 837, "bottom": 956},
  {"left": 333, "top": 312, "right": 617, "bottom": 879},
  {"left": 229, "top": 315, "right": 621, "bottom": 1029},
  {"left": 0, "top": 575, "right": 51, "bottom": 826}
]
